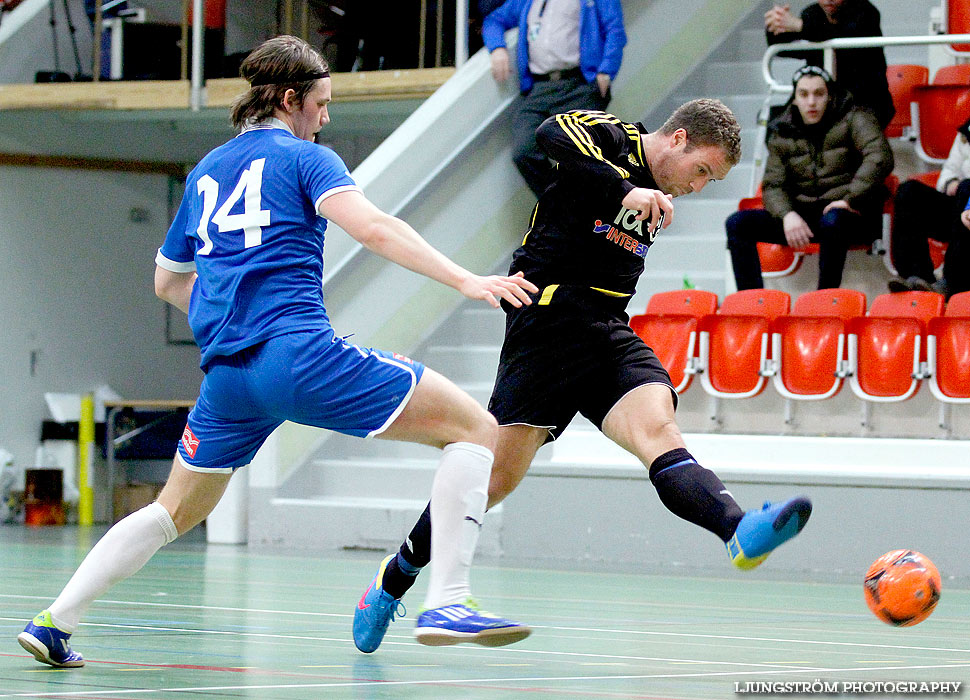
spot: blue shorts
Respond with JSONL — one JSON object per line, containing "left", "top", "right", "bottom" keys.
{"left": 177, "top": 329, "right": 425, "bottom": 472}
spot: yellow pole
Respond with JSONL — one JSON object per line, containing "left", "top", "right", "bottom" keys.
{"left": 78, "top": 395, "right": 95, "bottom": 526}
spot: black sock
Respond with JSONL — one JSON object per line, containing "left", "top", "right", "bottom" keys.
{"left": 381, "top": 501, "right": 431, "bottom": 599}
{"left": 649, "top": 448, "right": 744, "bottom": 542}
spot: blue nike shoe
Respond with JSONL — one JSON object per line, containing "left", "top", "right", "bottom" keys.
{"left": 18, "top": 610, "right": 84, "bottom": 668}
{"left": 727, "top": 496, "right": 812, "bottom": 570}
{"left": 414, "top": 600, "right": 531, "bottom": 647}
{"left": 353, "top": 554, "right": 406, "bottom": 653}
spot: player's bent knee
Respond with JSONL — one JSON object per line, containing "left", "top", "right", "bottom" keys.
{"left": 646, "top": 416, "right": 683, "bottom": 446}
{"left": 461, "top": 407, "right": 498, "bottom": 451}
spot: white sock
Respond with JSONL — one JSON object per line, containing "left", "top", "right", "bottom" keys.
{"left": 423, "top": 441, "right": 491, "bottom": 610}
{"left": 47, "top": 502, "right": 178, "bottom": 633}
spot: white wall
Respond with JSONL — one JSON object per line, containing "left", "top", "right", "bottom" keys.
{"left": 0, "top": 166, "right": 202, "bottom": 471}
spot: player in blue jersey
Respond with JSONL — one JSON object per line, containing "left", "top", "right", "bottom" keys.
{"left": 18, "top": 35, "right": 537, "bottom": 668}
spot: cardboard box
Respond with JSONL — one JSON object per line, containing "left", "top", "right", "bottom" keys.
{"left": 112, "top": 483, "right": 163, "bottom": 523}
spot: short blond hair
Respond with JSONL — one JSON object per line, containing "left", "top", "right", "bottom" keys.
{"left": 658, "top": 98, "right": 742, "bottom": 166}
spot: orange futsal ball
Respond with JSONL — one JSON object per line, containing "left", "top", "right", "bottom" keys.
{"left": 864, "top": 550, "right": 941, "bottom": 626}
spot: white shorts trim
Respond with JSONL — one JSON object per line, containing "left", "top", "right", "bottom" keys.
{"left": 496, "top": 421, "right": 558, "bottom": 442}
{"left": 601, "top": 380, "right": 677, "bottom": 430}
{"left": 364, "top": 354, "right": 418, "bottom": 439}
{"left": 176, "top": 450, "right": 235, "bottom": 474}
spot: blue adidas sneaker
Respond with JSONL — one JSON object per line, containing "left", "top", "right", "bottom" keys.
{"left": 17, "top": 610, "right": 84, "bottom": 668}
{"left": 727, "top": 496, "right": 813, "bottom": 570}
{"left": 414, "top": 600, "right": 531, "bottom": 647}
{"left": 353, "top": 554, "right": 406, "bottom": 653}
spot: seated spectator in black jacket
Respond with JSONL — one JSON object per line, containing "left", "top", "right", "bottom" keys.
{"left": 725, "top": 65, "right": 894, "bottom": 290}
{"left": 888, "top": 117, "right": 970, "bottom": 299}
{"left": 765, "top": 0, "right": 894, "bottom": 129}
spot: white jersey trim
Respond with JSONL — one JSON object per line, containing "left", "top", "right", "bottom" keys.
{"left": 155, "top": 249, "right": 196, "bottom": 273}
{"left": 240, "top": 117, "right": 294, "bottom": 136}
{"left": 315, "top": 184, "right": 363, "bottom": 216}
{"left": 176, "top": 450, "right": 234, "bottom": 474}
{"left": 365, "top": 354, "right": 418, "bottom": 439}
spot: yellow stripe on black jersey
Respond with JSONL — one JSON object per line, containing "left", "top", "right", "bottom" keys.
{"left": 622, "top": 122, "right": 645, "bottom": 165}
{"left": 575, "top": 112, "right": 623, "bottom": 129}
{"left": 575, "top": 111, "right": 645, "bottom": 165}
{"left": 575, "top": 112, "right": 643, "bottom": 169}
{"left": 533, "top": 284, "right": 631, "bottom": 306}
{"left": 521, "top": 201, "right": 541, "bottom": 246}
{"left": 554, "top": 113, "right": 630, "bottom": 180}
{"left": 589, "top": 286, "right": 632, "bottom": 297}
{"left": 557, "top": 113, "right": 602, "bottom": 160}
{"left": 559, "top": 113, "right": 621, "bottom": 171}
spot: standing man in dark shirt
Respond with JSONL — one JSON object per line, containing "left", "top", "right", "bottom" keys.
{"left": 766, "top": 0, "right": 895, "bottom": 128}
{"left": 353, "top": 100, "right": 814, "bottom": 654}
{"left": 482, "top": 0, "right": 626, "bottom": 198}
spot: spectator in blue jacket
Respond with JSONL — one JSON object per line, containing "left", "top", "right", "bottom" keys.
{"left": 482, "top": 0, "right": 626, "bottom": 197}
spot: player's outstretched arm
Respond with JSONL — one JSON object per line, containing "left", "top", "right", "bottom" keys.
{"left": 154, "top": 267, "right": 197, "bottom": 314}
{"left": 319, "top": 190, "right": 537, "bottom": 308}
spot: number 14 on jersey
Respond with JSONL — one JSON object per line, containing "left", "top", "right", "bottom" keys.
{"left": 196, "top": 158, "right": 272, "bottom": 255}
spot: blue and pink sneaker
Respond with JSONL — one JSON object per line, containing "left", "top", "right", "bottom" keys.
{"left": 353, "top": 554, "right": 406, "bottom": 653}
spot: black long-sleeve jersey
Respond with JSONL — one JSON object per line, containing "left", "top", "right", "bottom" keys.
{"left": 509, "top": 110, "right": 663, "bottom": 307}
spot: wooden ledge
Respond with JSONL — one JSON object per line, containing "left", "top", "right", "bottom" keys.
{"left": 0, "top": 67, "right": 455, "bottom": 112}
{"left": 104, "top": 399, "right": 196, "bottom": 409}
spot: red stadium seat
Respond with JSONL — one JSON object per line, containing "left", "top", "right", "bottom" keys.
{"left": 697, "top": 289, "right": 790, "bottom": 399}
{"left": 910, "top": 65, "right": 970, "bottom": 164}
{"left": 927, "top": 291, "right": 970, "bottom": 403}
{"left": 885, "top": 64, "right": 929, "bottom": 138}
{"left": 912, "top": 64, "right": 970, "bottom": 164}
{"left": 944, "top": 290, "right": 970, "bottom": 316}
{"left": 914, "top": 85, "right": 970, "bottom": 162}
{"left": 770, "top": 289, "right": 867, "bottom": 400}
{"left": 947, "top": 0, "right": 970, "bottom": 52}
{"left": 847, "top": 292, "right": 945, "bottom": 402}
{"left": 759, "top": 243, "right": 803, "bottom": 277}
{"left": 869, "top": 290, "right": 944, "bottom": 323}
{"left": 932, "top": 63, "right": 970, "bottom": 85}
{"left": 629, "top": 290, "right": 719, "bottom": 393}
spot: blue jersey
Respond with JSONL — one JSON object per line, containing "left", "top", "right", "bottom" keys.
{"left": 157, "top": 120, "right": 359, "bottom": 369}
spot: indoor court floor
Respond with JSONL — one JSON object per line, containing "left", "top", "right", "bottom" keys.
{"left": 1, "top": 526, "right": 968, "bottom": 699}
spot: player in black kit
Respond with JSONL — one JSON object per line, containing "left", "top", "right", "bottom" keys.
{"left": 353, "top": 99, "right": 813, "bottom": 652}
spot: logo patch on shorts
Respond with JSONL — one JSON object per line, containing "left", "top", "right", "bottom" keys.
{"left": 392, "top": 352, "right": 414, "bottom": 364}
{"left": 181, "top": 424, "right": 200, "bottom": 458}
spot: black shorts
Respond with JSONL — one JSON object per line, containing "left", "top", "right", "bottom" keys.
{"left": 487, "top": 288, "right": 676, "bottom": 443}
